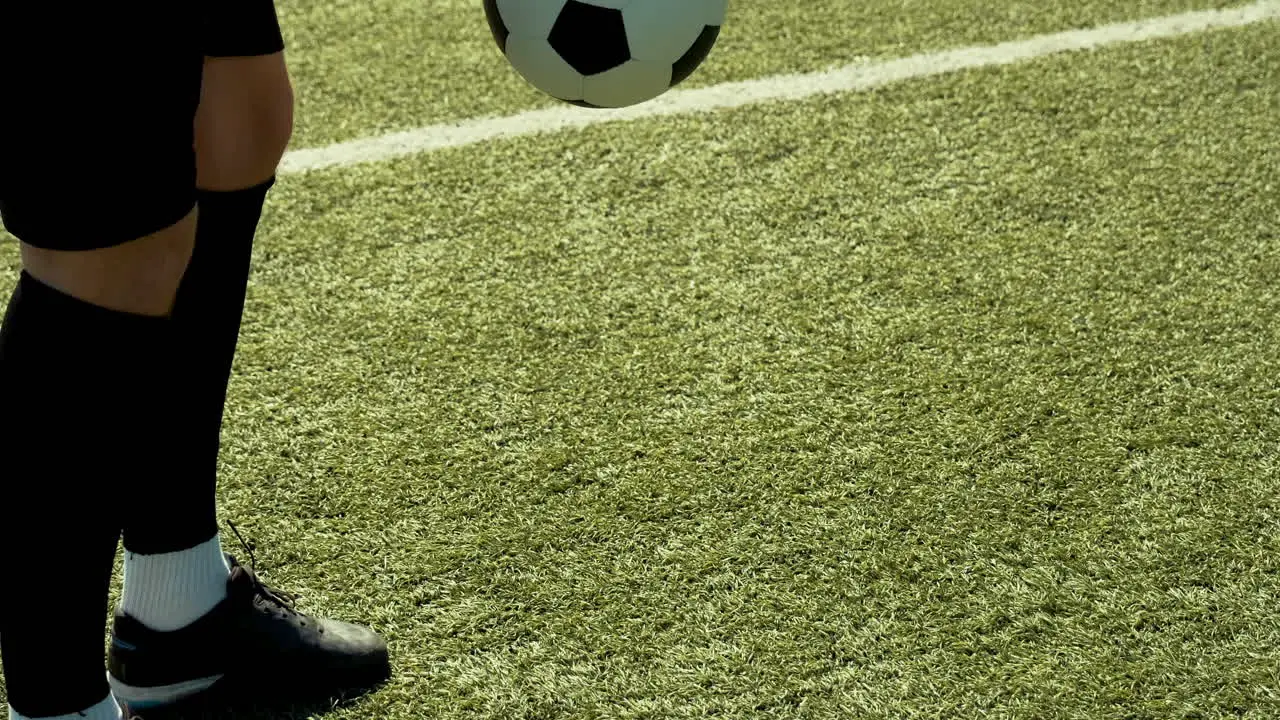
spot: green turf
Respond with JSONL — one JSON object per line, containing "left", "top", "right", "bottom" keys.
{"left": 2, "top": 7, "right": 1279, "bottom": 720}
{"left": 277, "top": 0, "right": 1247, "bottom": 148}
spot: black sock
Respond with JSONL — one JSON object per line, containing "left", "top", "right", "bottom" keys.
{"left": 0, "top": 271, "right": 179, "bottom": 716}
{"left": 120, "top": 176, "right": 274, "bottom": 554}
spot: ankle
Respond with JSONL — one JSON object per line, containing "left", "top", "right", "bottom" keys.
{"left": 120, "top": 534, "right": 231, "bottom": 632}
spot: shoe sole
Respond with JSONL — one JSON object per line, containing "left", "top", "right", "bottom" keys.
{"left": 109, "top": 659, "right": 392, "bottom": 715}
{"left": 108, "top": 671, "right": 225, "bottom": 710}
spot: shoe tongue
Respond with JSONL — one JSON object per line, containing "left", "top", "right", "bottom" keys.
{"left": 228, "top": 564, "right": 255, "bottom": 587}
{"left": 227, "top": 565, "right": 262, "bottom": 602}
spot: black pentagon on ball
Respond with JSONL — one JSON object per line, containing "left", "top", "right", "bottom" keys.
{"left": 671, "top": 25, "right": 720, "bottom": 87}
{"left": 481, "top": 0, "right": 510, "bottom": 52}
{"left": 549, "top": 1, "right": 631, "bottom": 76}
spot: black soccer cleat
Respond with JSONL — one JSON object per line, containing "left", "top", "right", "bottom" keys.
{"left": 108, "top": 552, "right": 390, "bottom": 713}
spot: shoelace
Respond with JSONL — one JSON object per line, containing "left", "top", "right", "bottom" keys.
{"left": 227, "top": 520, "right": 300, "bottom": 615}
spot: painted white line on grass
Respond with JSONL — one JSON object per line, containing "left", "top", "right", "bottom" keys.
{"left": 279, "top": 0, "right": 1280, "bottom": 174}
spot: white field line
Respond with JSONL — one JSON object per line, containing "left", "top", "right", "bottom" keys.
{"left": 279, "top": 0, "right": 1280, "bottom": 174}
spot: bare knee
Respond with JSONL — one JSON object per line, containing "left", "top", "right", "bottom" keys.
{"left": 21, "top": 209, "right": 198, "bottom": 317}
{"left": 195, "top": 53, "right": 294, "bottom": 191}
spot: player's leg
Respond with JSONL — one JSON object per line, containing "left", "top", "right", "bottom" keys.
{"left": 0, "top": 4, "right": 202, "bottom": 720}
{"left": 107, "top": 1, "right": 389, "bottom": 712}
{"left": 114, "top": 34, "right": 297, "bottom": 636}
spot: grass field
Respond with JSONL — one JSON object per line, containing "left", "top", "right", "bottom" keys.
{"left": 2, "top": 1, "right": 1279, "bottom": 718}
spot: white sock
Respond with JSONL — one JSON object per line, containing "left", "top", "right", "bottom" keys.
{"left": 8, "top": 693, "right": 122, "bottom": 720}
{"left": 119, "top": 534, "right": 232, "bottom": 632}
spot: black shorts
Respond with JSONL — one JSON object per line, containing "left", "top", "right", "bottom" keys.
{"left": 0, "top": 0, "right": 285, "bottom": 252}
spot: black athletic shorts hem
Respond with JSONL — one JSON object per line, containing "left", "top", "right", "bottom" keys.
{"left": 0, "top": 0, "right": 285, "bottom": 252}
{"left": 205, "top": 0, "right": 286, "bottom": 58}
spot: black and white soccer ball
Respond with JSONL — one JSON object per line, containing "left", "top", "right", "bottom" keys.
{"left": 482, "top": 0, "right": 728, "bottom": 108}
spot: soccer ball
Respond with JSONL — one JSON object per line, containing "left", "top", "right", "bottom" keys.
{"left": 482, "top": 0, "right": 727, "bottom": 108}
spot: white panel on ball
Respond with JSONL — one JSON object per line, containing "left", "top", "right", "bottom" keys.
{"left": 622, "top": 0, "right": 709, "bottom": 64}
{"left": 701, "top": 0, "right": 729, "bottom": 25}
{"left": 575, "top": 0, "right": 632, "bottom": 9}
{"left": 495, "top": 0, "right": 569, "bottom": 39}
{"left": 506, "top": 33, "right": 587, "bottom": 101}
{"left": 582, "top": 60, "right": 671, "bottom": 107}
